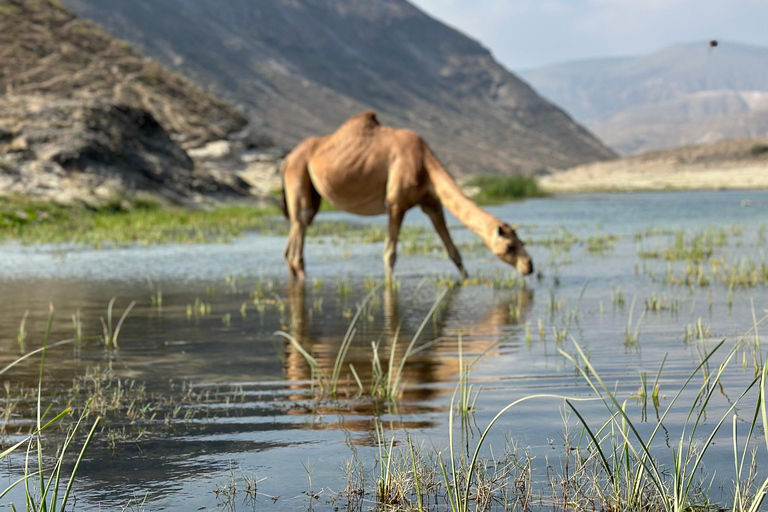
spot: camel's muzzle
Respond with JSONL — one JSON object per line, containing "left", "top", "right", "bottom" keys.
{"left": 517, "top": 258, "right": 534, "bottom": 276}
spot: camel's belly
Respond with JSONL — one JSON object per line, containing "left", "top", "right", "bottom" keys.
{"left": 309, "top": 164, "right": 388, "bottom": 216}
{"left": 323, "top": 189, "right": 387, "bottom": 216}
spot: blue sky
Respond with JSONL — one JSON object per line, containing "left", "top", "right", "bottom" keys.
{"left": 409, "top": 0, "right": 768, "bottom": 70}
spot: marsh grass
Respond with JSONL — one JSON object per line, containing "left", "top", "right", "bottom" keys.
{"left": 0, "top": 308, "right": 100, "bottom": 511}
{"left": 277, "top": 281, "right": 455, "bottom": 403}
{"left": 0, "top": 196, "right": 280, "bottom": 246}
{"left": 467, "top": 175, "right": 548, "bottom": 204}
{"left": 100, "top": 298, "right": 136, "bottom": 348}
{"left": 17, "top": 310, "right": 29, "bottom": 353}
{"left": 272, "top": 292, "right": 768, "bottom": 511}
{"left": 275, "top": 284, "right": 384, "bottom": 398}
{"left": 624, "top": 296, "right": 647, "bottom": 347}
{"left": 319, "top": 314, "right": 768, "bottom": 512}
{"left": 562, "top": 336, "right": 768, "bottom": 512}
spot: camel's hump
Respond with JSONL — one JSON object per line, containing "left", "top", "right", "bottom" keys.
{"left": 343, "top": 110, "right": 381, "bottom": 128}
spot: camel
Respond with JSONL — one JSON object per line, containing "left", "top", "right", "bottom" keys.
{"left": 280, "top": 111, "right": 534, "bottom": 280}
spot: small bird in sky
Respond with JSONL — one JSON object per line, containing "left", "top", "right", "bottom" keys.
{"left": 709, "top": 40, "right": 719, "bottom": 48}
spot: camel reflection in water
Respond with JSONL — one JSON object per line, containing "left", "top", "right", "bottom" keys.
{"left": 282, "top": 280, "right": 533, "bottom": 431}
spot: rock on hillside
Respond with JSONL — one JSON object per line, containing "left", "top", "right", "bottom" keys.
{"left": 0, "top": 0, "right": 246, "bottom": 147}
{"left": 520, "top": 43, "right": 768, "bottom": 155}
{"left": 0, "top": 96, "right": 249, "bottom": 205}
{"left": 0, "top": 0, "right": 257, "bottom": 205}
{"left": 60, "top": 0, "right": 616, "bottom": 176}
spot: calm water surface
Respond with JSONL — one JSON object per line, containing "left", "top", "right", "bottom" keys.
{"left": 1, "top": 190, "right": 768, "bottom": 510}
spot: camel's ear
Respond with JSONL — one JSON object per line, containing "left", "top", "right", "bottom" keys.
{"left": 512, "top": 224, "right": 519, "bottom": 230}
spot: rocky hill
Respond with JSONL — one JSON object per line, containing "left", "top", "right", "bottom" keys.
{"left": 0, "top": 0, "right": 256, "bottom": 205}
{"left": 59, "top": 0, "right": 615, "bottom": 176}
{"left": 520, "top": 42, "right": 768, "bottom": 155}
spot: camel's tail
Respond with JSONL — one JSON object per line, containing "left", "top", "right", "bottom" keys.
{"left": 279, "top": 158, "right": 289, "bottom": 219}
{"left": 278, "top": 148, "right": 322, "bottom": 220}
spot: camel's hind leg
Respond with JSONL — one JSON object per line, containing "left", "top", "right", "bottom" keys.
{"left": 421, "top": 197, "right": 467, "bottom": 279}
{"left": 384, "top": 204, "right": 406, "bottom": 281}
{"left": 282, "top": 157, "right": 321, "bottom": 280}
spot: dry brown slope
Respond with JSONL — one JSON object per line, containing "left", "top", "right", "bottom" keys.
{"left": 0, "top": 0, "right": 246, "bottom": 147}
{"left": 60, "top": 0, "right": 616, "bottom": 176}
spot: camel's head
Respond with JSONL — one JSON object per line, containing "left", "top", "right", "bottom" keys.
{"left": 491, "top": 224, "right": 533, "bottom": 275}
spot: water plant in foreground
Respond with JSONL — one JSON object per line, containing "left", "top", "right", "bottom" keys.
{"left": 561, "top": 336, "right": 768, "bottom": 512}
{"left": 0, "top": 308, "right": 100, "bottom": 511}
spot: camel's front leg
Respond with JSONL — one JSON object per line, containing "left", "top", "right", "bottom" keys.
{"left": 284, "top": 221, "right": 308, "bottom": 280}
{"left": 384, "top": 205, "right": 406, "bottom": 281}
{"left": 421, "top": 201, "right": 467, "bottom": 279}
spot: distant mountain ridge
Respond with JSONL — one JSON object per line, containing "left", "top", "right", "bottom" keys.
{"left": 59, "top": 0, "right": 616, "bottom": 175}
{"left": 520, "top": 42, "right": 768, "bottom": 154}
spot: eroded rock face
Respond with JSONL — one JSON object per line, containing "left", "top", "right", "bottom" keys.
{"left": 0, "top": 0, "right": 247, "bottom": 148}
{"left": 0, "top": 0, "right": 263, "bottom": 205}
{"left": 0, "top": 96, "right": 251, "bottom": 205}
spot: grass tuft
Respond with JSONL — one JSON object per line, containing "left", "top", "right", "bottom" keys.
{"left": 467, "top": 175, "right": 548, "bottom": 204}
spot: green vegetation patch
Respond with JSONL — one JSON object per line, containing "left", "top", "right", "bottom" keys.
{"left": 749, "top": 143, "right": 768, "bottom": 156}
{"left": 0, "top": 195, "right": 433, "bottom": 248}
{"left": 0, "top": 196, "right": 282, "bottom": 246}
{"left": 467, "top": 175, "right": 548, "bottom": 204}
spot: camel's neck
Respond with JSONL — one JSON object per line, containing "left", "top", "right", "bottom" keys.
{"left": 424, "top": 150, "right": 502, "bottom": 244}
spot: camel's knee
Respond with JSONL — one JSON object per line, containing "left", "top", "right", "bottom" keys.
{"left": 298, "top": 207, "right": 315, "bottom": 227}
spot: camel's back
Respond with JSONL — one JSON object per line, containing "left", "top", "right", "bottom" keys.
{"left": 307, "top": 111, "right": 424, "bottom": 215}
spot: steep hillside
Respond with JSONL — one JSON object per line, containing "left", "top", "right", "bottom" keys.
{"left": 0, "top": 0, "right": 251, "bottom": 205}
{"left": 59, "top": 0, "right": 615, "bottom": 175}
{"left": 520, "top": 43, "right": 768, "bottom": 154}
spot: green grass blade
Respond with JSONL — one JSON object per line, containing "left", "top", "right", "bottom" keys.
{"left": 566, "top": 400, "right": 615, "bottom": 486}
{"left": 0, "top": 471, "right": 41, "bottom": 502}
{"left": 60, "top": 415, "right": 101, "bottom": 509}
{"left": 0, "top": 339, "right": 76, "bottom": 377}
{"left": 391, "top": 289, "right": 448, "bottom": 399}
{"left": 274, "top": 330, "right": 328, "bottom": 391}
{"left": 332, "top": 284, "right": 382, "bottom": 393}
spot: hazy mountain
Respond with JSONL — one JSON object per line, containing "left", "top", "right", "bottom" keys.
{"left": 0, "top": 0, "right": 250, "bottom": 205}
{"left": 520, "top": 42, "right": 768, "bottom": 154}
{"left": 59, "top": 0, "right": 615, "bottom": 175}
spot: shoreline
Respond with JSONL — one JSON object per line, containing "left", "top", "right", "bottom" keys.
{"left": 539, "top": 138, "right": 768, "bottom": 194}
{"left": 540, "top": 167, "right": 768, "bottom": 194}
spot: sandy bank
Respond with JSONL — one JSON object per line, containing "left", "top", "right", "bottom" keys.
{"left": 540, "top": 138, "right": 768, "bottom": 193}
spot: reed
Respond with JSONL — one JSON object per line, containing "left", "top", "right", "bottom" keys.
{"left": 100, "top": 297, "right": 136, "bottom": 348}
{"left": 561, "top": 337, "right": 764, "bottom": 512}
{"left": 0, "top": 308, "right": 100, "bottom": 511}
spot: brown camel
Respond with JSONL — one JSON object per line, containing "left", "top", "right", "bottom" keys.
{"left": 280, "top": 111, "right": 533, "bottom": 280}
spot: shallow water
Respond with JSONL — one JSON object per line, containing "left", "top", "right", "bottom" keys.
{"left": 1, "top": 189, "right": 768, "bottom": 511}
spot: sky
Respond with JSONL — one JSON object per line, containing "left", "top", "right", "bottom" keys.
{"left": 409, "top": 0, "right": 768, "bottom": 70}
